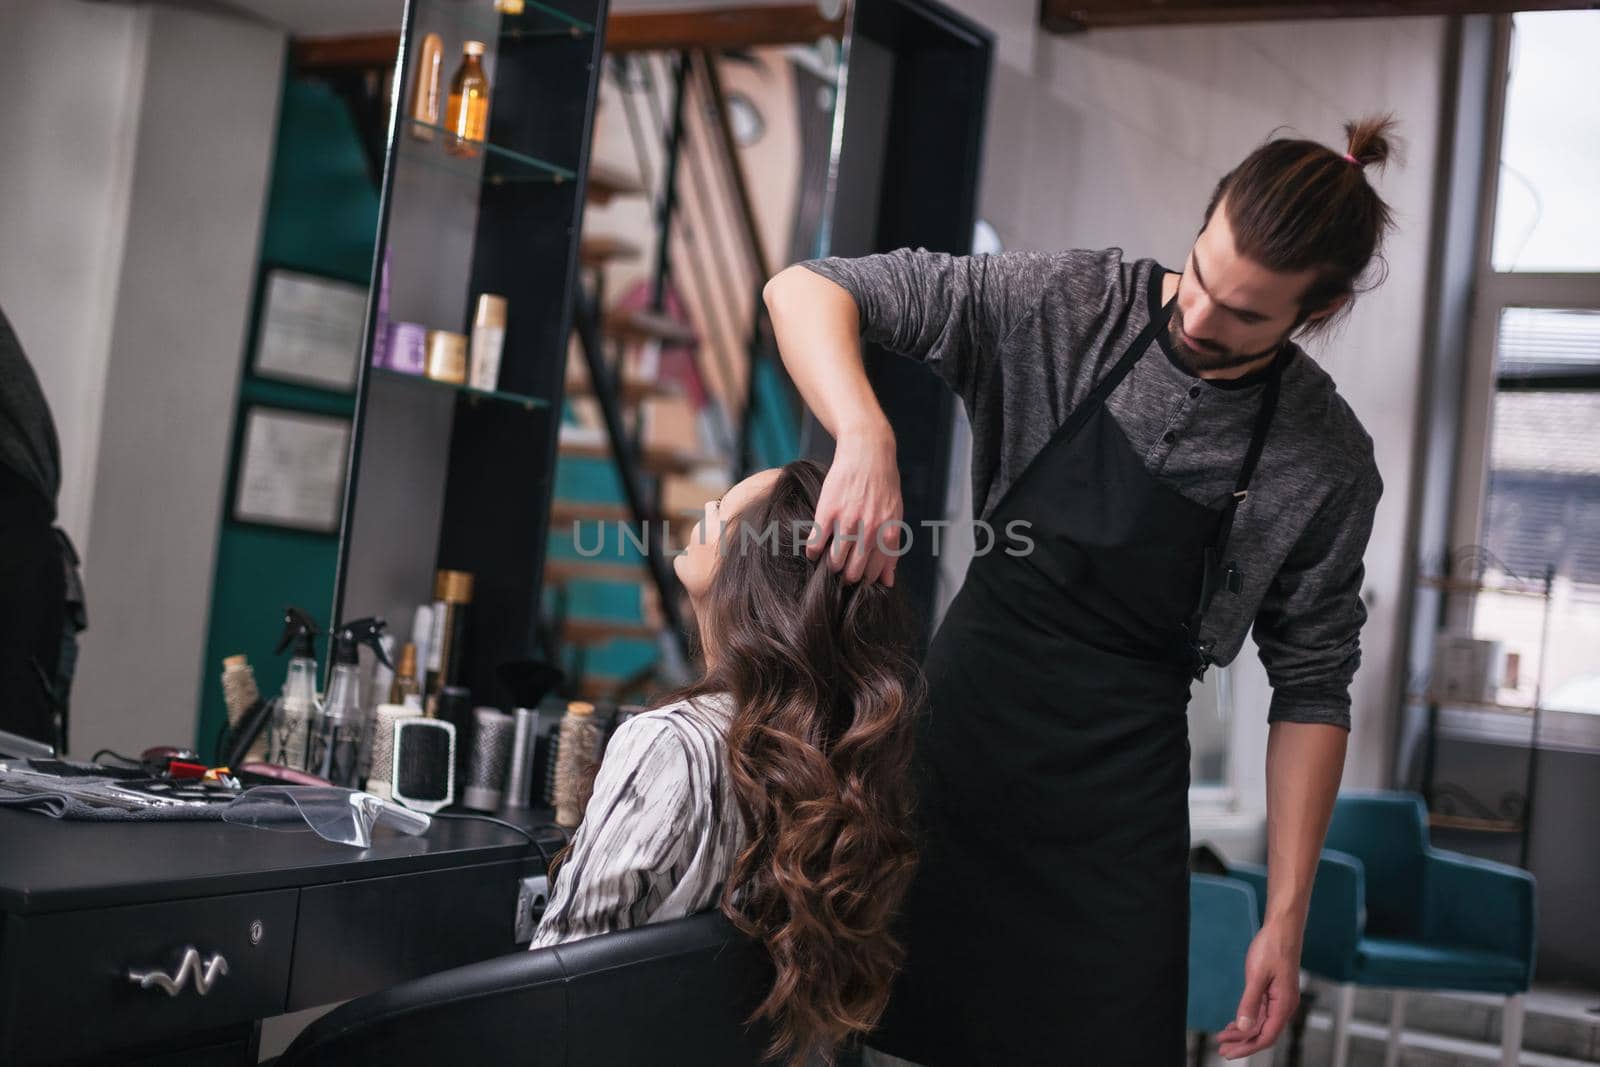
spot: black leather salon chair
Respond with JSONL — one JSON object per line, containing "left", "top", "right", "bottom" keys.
{"left": 275, "top": 910, "right": 775, "bottom": 1066}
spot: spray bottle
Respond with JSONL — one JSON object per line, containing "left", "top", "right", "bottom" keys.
{"left": 270, "top": 607, "right": 322, "bottom": 771}
{"left": 310, "top": 617, "right": 391, "bottom": 787}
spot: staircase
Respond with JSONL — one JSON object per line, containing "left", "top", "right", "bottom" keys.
{"left": 1203, "top": 981, "right": 1600, "bottom": 1067}
{"left": 543, "top": 28, "right": 824, "bottom": 701}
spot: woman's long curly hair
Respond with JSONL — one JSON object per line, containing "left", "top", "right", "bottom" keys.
{"left": 666, "top": 458, "right": 924, "bottom": 1065}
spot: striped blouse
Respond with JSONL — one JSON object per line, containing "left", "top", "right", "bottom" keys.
{"left": 529, "top": 692, "right": 747, "bottom": 949}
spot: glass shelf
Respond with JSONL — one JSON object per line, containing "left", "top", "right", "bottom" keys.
{"left": 419, "top": 0, "right": 594, "bottom": 40}
{"left": 1416, "top": 575, "right": 1551, "bottom": 599}
{"left": 399, "top": 120, "right": 575, "bottom": 185}
{"left": 371, "top": 366, "right": 549, "bottom": 411}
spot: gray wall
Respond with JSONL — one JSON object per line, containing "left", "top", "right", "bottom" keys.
{"left": 0, "top": 1, "right": 286, "bottom": 758}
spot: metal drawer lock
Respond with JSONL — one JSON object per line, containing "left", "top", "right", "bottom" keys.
{"left": 126, "top": 946, "right": 229, "bottom": 996}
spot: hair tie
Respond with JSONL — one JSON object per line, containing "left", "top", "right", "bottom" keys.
{"left": 1342, "top": 152, "right": 1361, "bottom": 166}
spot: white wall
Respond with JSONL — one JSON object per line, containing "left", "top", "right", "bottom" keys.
{"left": 952, "top": 5, "right": 1447, "bottom": 820}
{"left": 0, "top": 0, "right": 286, "bottom": 758}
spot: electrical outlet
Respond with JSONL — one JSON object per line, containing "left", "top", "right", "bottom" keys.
{"left": 515, "top": 874, "right": 549, "bottom": 943}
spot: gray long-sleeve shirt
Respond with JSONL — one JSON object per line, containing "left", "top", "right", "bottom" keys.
{"left": 799, "top": 247, "right": 1382, "bottom": 730}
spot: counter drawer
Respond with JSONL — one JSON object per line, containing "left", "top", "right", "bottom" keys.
{"left": 0, "top": 888, "right": 297, "bottom": 1065}
{"left": 288, "top": 859, "right": 520, "bottom": 1010}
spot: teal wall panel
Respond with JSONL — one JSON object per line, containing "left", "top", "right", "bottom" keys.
{"left": 195, "top": 76, "right": 378, "bottom": 755}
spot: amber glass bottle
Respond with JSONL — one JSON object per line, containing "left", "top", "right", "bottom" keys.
{"left": 445, "top": 41, "right": 491, "bottom": 158}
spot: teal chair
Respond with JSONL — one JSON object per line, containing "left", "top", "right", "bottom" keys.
{"left": 1230, "top": 791, "right": 1537, "bottom": 1067}
{"left": 1190, "top": 873, "right": 1261, "bottom": 1067}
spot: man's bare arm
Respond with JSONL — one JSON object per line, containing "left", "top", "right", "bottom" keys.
{"left": 1217, "top": 720, "right": 1347, "bottom": 1060}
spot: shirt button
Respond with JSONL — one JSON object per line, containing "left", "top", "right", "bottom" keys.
{"left": 1163, "top": 431, "right": 1177, "bottom": 444}
{"left": 1189, "top": 386, "right": 1201, "bottom": 398}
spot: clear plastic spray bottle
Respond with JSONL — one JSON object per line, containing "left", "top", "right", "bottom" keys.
{"left": 310, "top": 617, "right": 390, "bottom": 787}
{"left": 269, "top": 607, "right": 322, "bottom": 771}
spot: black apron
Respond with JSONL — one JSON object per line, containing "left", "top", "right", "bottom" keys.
{"left": 871, "top": 297, "right": 1282, "bottom": 1065}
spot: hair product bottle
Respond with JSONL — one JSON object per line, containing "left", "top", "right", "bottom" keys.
{"left": 445, "top": 41, "right": 491, "bottom": 157}
{"left": 408, "top": 33, "right": 445, "bottom": 140}
{"left": 469, "top": 294, "right": 507, "bottom": 391}
{"left": 424, "top": 329, "right": 467, "bottom": 384}
{"left": 424, "top": 569, "right": 475, "bottom": 703}
{"left": 390, "top": 642, "right": 423, "bottom": 708}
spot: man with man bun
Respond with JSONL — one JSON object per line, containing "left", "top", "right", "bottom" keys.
{"left": 765, "top": 117, "right": 1398, "bottom": 1063}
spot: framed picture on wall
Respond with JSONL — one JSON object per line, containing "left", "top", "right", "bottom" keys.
{"left": 254, "top": 268, "right": 369, "bottom": 391}
{"left": 233, "top": 406, "right": 351, "bottom": 533}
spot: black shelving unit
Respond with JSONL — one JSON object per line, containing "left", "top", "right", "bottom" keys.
{"left": 332, "top": 0, "right": 608, "bottom": 710}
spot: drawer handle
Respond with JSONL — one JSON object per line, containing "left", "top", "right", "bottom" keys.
{"left": 127, "top": 946, "right": 229, "bottom": 997}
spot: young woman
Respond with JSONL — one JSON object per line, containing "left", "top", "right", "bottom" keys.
{"left": 530, "top": 458, "right": 925, "bottom": 1066}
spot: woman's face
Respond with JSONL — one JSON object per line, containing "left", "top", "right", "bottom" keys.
{"left": 674, "top": 468, "right": 782, "bottom": 601}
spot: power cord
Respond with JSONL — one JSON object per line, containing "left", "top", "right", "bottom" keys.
{"left": 429, "top": 811, "right": 568, "bottom": 871}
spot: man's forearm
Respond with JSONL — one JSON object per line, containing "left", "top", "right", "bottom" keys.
{"left": 1262, "top": 720, "right": 1349, "bottom": 928}
{"left": 763, "top": 265, "right": 892, "bottom": 442}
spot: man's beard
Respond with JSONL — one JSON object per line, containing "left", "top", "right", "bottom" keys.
{"left": 1167, "top": 306, "right": 1289, "bottom": 374}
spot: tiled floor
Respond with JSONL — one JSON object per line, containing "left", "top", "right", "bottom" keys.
{"left": 1196, "top": 982, "right": 1600, "bottom": 1067}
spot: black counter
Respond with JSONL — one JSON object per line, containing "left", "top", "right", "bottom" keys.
{"left": 0, "top": 805, "right": 562, "bottom": 1064}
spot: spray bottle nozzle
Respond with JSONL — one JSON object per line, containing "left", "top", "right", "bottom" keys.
{"left": 332, "top": 617, "right": 392, "bottom": 669}
{"left": 275, "top": 607, "right": 321, "bottom": 659}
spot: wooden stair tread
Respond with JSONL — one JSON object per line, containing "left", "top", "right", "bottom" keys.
{"left": 580, "top": 235, "right": 643, "bottom": 267}
{"left": 563, "top": 370, "right": 679, "bottom": 403}
{"left": 586, "top": 160, "right": 645, "bottom": 204}
{"left": 574, "top": 673, "right": 659, "bottom": 701}
{"left": 550, "top": 500, "right": 631, "bottom": 523}
{"left": 550, "top": 499, "right": 702, "bottom": 533}
{"left": 603, "top": 308, "right": 698, "bottom": 345}
{"left": 557, "top": 436, "right": 610, "bottom": 461}
{"left": 558, "top": 435, "right": 710, "bottom": 474}
{"left": 545, "top": 557, "right": 649, "bottom": 583}
{"left": 563, "top": 616, "right": 661, "bottom": 643}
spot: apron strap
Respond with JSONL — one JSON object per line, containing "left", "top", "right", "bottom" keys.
{"left": 1051, "top": 296, "right": 1178, "bottom": 447}
{"left": 973, "top": 293, "right": 1177, "bottom": 527}
{"left": 1211, "top": 354, "right": 1284, "bottom": 559}
{"left": 1182, "top": 345, "right": 1286, "bottom": 677}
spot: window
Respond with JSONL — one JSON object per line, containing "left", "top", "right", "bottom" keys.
{"left": 1490, "top": 11, "right": 1600, "bottom": 272}
{"left": 1477, "top": 309, "right": 1600, "bottom": 715}
{"left": 1462, "top": 12, "right": 1600, "bottom": 730}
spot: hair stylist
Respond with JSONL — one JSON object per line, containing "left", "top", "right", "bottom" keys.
{"left": 763, "top": 118, "right": 1396, "bottom": 1064}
